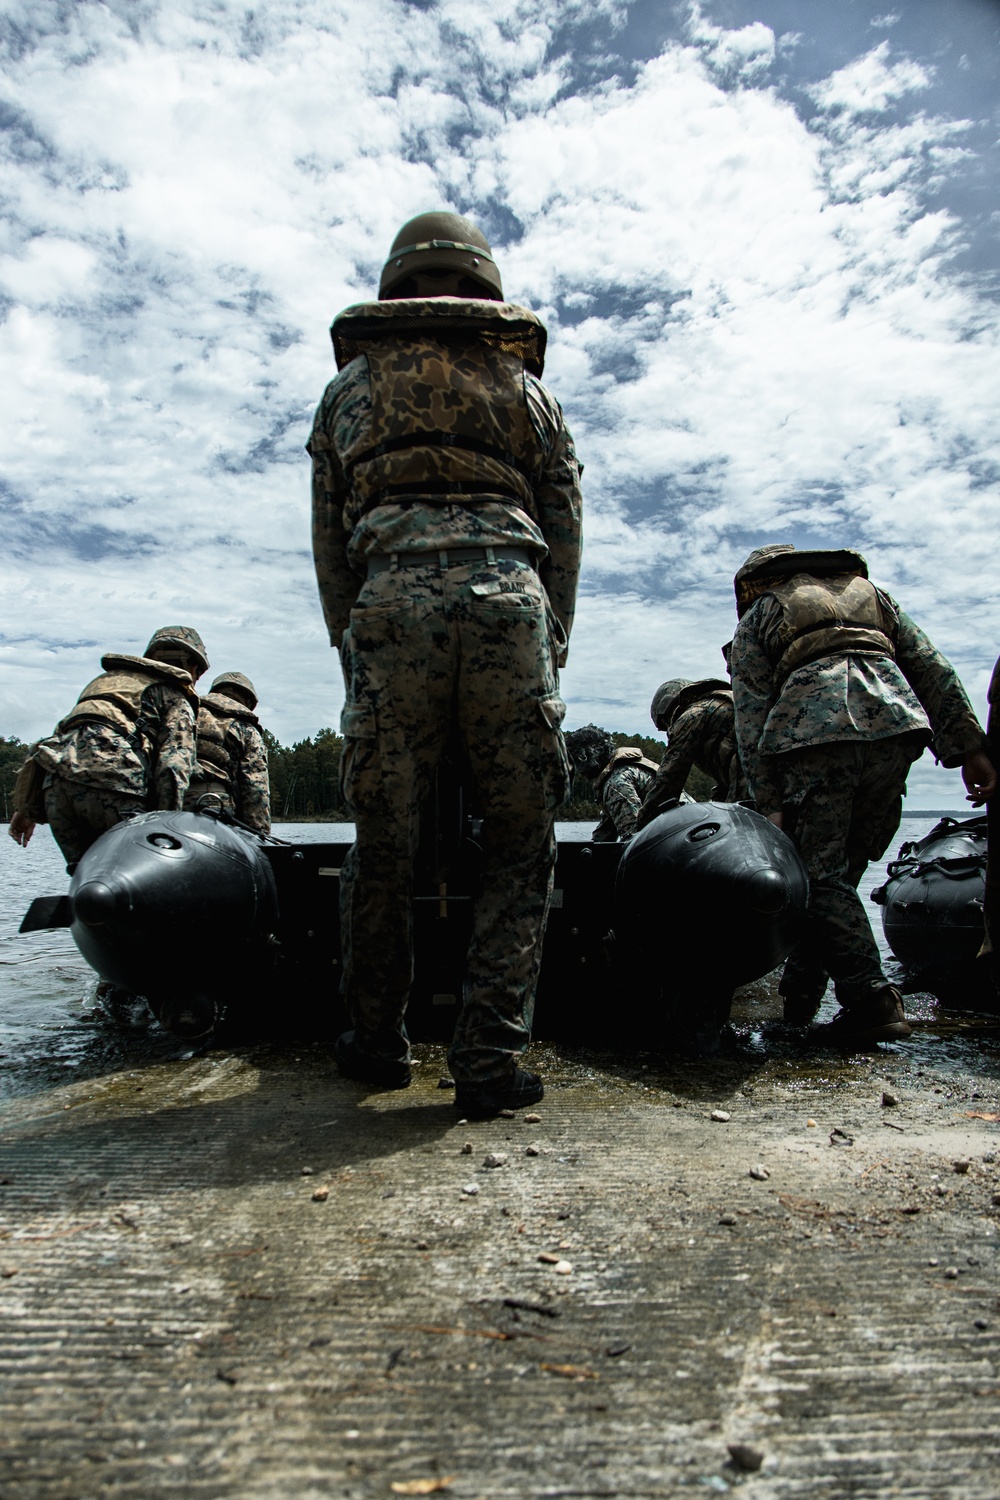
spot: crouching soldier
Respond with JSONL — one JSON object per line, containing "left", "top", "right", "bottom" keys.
{"left": 184, "top": 671, "right": 271, "bottom": 835}
{"left": 636, "top": 677, "right": 747, "bottom": 832}
{"left": 565, "top": 725, "right": 659, "bottom": 843}
{"left": 730, "top": 544, "right": 995, "bottom": 1043}
{"left": 8, "top": 627, "right": 207, "bottom": 872}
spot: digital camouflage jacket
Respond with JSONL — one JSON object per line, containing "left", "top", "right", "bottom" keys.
{"left": 308, "top": 298, "right": 583, "bottom": 659}
{"left": 637, "top": 694, "right": 747, "bottom": 830}
{"left": 732, "top": 592, "right": 987, "bottom": 816}
{"left": 30, "top": 655, "right": 197, "bottom": 809}
{"left": 186, "top": 693, "right": 271, "bottom": 835}
{"left": 592, "top": 750, "right": 658, "bottom": 843}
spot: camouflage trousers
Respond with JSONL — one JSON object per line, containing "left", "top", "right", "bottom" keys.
{"left": 982, "top": 700, "right": 999, "bottom": 986}
{"left": 42, "top": 774, "right": 146, "bottom": 873}
{"left": 778, "top": 735, "right": 924, "bottom": 1009}
{"left": 338, "top": 557, "right": 570, "bottom": 1082}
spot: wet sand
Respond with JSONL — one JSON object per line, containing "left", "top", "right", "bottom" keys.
{"left": 1, "top": 821, "right": 998, "bottom": 1497}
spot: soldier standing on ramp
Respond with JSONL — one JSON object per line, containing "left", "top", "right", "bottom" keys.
{"left": 8, "top": 627, "right": 206, "bottom": 873}
{"left": 184, "top": 671, "right": 271, "bottom": 835}
{"left": 309, "top": 211, "right": 582, "bottom": 1115}
{"left": 730, "top": 545, "right": 995, "bottom": 1042}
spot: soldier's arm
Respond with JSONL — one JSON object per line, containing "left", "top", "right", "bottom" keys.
{"left": 527, "top": 380, "right": 583, "bottom": 665}
{"left": 148, "top": 686, "right": 197, "bottom": 810}
{"left": 892, "top": 605, "right": 989, "bottom": 767}
{"left": 636, "top": 717, "right": 702, "bottom": 830}
{"left": 233, "top": 725, "right": 272, "bottom": 835}
{"left": 731, "top": 603, "right": 784, "bottom": 817}
{"left": 309, "top": 388, "right": 362, "bottom": 651}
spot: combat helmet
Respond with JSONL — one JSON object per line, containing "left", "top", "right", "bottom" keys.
{"left": 650, "top": 678, "right": 731, "bottom": 732}
{"left": 379, "top": 211, "right": 503, "bottom": 301}
{"left": 210, "top": 670, "right": 258, "bottom": 709}
{"left": 146, "top": 626, "right": 209, "bottom": 677}
{"left": 734, "top": 544, "right": 869, "bottom": 619}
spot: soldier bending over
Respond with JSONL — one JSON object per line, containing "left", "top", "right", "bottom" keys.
{"left": 184, "top": 671, "right": 271, "bottom": 835}
{"left": 636, "top": 677, "right": 747, "bottom": 832}
{"left": 565, "top": 726, "right": 658, "bottom": 843}
{"left": 730, "top": 545, "right": 994, "bottom": 1043}
{"left": 9, "top": 627, "right": 207, "bottom": 873}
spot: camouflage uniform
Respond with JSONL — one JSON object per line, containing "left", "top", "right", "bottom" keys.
{"left": 309, "top": 296, "right": 582, "bottom": 1081}
{"left": 982, "top": 655, "right": 1000, "bottom": 986}
{"left": 637, "top": 694, "right": 746, "bottom": 831}
{"left": 592, "top": 749, "right": 658, "bottom": 843}
{"left": 25, "top": 653, "right": 198, "bottom": 871}
{"left": 185, "top": 694, "right": 271, "bottom": 835}
{"left": 732, "top": 568, "right": 986, "bottom": 1010}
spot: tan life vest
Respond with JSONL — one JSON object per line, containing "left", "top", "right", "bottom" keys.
{"left": 193, "top": 693, "right": 261, "bottom": 788}
{"left": 768, "top": 573, "right": 897, "bottom": 685}
{"left": 58, "top": 654, "right": 197, "bottom": 744}
{"left": 595, "top": 746, "right": 660, "bottom": 797}
{"left": 332, "top": 299, "right": 549, "bottom": 528}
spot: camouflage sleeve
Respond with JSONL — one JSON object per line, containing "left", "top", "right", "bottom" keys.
{"left": 309, "top": 377, "right": 363, "bottom": 649}
{"left": 636, "top": 717, "right": 700, "bottom": 828}
{"left": 602, "top": 766, "right": 647, "bottom": 841}
{"left": 731, "top": 600, "right": 784, "bottom": 816}
{"left": 232, "top": 724, "right": 272, "bottom": 835}
{"left": 527, "top": 377, "right": 583, "bottom": 666}
{"left": 145, "top": 684, "right": 197, "bottom": 810}
{"left": 892, "top": 604, "right": 988, "bottom": 767}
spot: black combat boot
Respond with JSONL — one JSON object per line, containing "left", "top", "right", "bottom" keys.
{"left": 811, "top": 985, "right": 911, "bottom": 1046}
{"left": 454, "top": 1067, "right": 544, "bottom": 1118}
{"left": 335, "top": 1030, "right": 412, "bottom": 1089}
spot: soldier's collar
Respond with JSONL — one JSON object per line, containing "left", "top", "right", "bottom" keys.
{"left": 331, "top": 298, "right": 547, "bottom": 377}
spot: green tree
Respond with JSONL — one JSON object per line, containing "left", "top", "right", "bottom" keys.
{"left": 0, "top": 736, "right": 28, "bottom": 822}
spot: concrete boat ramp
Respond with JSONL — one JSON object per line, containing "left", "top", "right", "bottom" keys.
{"left": 1, "top": 993, "right": 999, "bottom": 1499}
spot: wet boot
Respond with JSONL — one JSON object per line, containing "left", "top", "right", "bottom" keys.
{"left": 335, "top": 1030, "right": 412, "bottom": 1089}
{"left": 454, "top": 1067, "right": 544, "bottom": 1118}
{"left": 779, "top": 960, "right": 829, "bottom": 1026}
{"left": 811, "top": 985, "right": 911, "bottom": 1046}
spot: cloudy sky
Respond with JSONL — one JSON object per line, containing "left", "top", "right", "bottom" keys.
{"left": 1, "top": 0, "right": 998, "bottom": 807}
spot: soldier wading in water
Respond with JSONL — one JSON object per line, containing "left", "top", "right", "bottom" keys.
{"left": 309, "top": 211, "right": 582, "bottom": 1115}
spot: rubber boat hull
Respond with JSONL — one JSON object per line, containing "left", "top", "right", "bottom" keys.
{"left": 871, "top": 813, "right": 993, "bottom": 1008}
{"left": 20, "top": 799, "right": 810, "bottom": 1040}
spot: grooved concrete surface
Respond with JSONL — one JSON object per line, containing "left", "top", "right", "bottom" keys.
{"left": 1, "top": 1030, "right": 999, "bottom": 1498}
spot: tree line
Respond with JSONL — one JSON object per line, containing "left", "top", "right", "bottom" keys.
{"left": 1, "top": 728, "right": 712, "bottom": 824}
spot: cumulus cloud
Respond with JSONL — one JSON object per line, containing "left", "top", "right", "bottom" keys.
{"left": 0, "top": 0, "right": 995, "bottom": 809}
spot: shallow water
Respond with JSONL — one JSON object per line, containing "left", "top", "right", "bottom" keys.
{"left": 0, "top": 813, "right": 994, "bottom": 1101}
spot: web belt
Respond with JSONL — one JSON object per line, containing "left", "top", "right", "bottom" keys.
{"left": 366, "top": 546, "right": 534, "bottom": 577}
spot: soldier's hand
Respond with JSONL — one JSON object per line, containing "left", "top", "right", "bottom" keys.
{"left": 766, "top": 810, "right": 784, "bottom": 830}
{"left": 8, "top": 811, "right": 35, "bottom": 847}
{"left": 962, "top": 750, "right": 997, "bottom": 805}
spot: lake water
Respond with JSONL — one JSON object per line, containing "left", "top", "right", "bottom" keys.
{"left": 0, "top": 811, "right": 979, "bottom": 1098}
